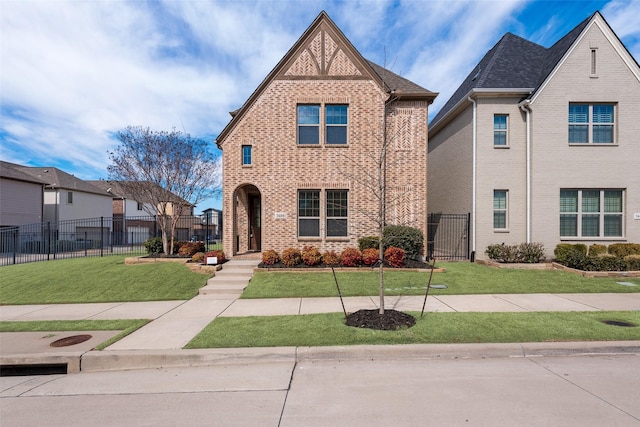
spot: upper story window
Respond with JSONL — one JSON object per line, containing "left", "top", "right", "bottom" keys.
{"left": 568, "top": 103, "right": 615, "bottom": 144}
{"left": 560, "top": 189, "right": 623, "bottom": 238}
{"left": 297, "top": 105, "right": 320, "bottom": 145}
{"left": 66, "top": 191, "right": 73, "bottom": 205}
{"left": 242, "top": 145, "right": 252, "bottom": 166}
{"left": 137, "top": 202, "right": 144, "bottom": 211}
{"left": 326, "top": 105, "right": 348, "bottom": 145}
{"left": 493, "top": 114, "right": 508, "bottom": 147}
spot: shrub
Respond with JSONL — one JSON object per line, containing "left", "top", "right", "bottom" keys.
{"left": 144, "top": 237, "right": 163, "bottom": 254}
{"left": 261, "top": 249, "right": 280, "bottom": 265}
{"left": 588, "top": 244, "right": 607, "bottom": 256}
{"left": 624, "top": 255, "right": 640, "bottom": 271}
{"left": 321, "top": 250, "right": 340, "bottom": 266}
{"left": 358, "top": 236, "right": 379, "bottom": 251}
{"left": 340, "top": 247, "right": 362, "bottom": 267}
{"left": 192, "top": 252, "right": 205, "bottom": 263}
{"left": 178, "top": 241, "right": 205, "bottom": 257}
{"left": 384, "top": 246, "right": 406, "bottom": 268}
{"left": 516, "top": 242, "right": 545, "bottom": 263}
{"left": 608, "top": 243, "right": 640, "bottom": 258}
{"left": 281, "top": 248, "right": 302, "bottom": 267}
{"left": 383, "top": 225, "right": 424, "bottom": 260}
{"left": 561, "top": 249, "right": 589, "bottom": 270}
{"left": 485, "top": 243, "right": 518, "bottom": 263}
{"left": 362, "top": 248, "right": 380, "bottom": 266}
{"left": 554, "top": 243, "right": 587, "bottom": 262}
{"left": 592, "top": 254, "right": 627, "bottom": 272}
{"left": 205, "top": 250, "right": 226, "bottom": 264}
{"left": 301, "top": 246, "right": 322, "bottom": 266}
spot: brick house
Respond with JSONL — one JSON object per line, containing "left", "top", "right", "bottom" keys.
{"left": 217, "top": 12, "right": 437, "bottom": 257}
{"left": 428, "top": 11, "right": 640, "bottom": 260}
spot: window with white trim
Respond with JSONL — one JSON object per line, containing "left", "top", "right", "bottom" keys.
{"left": 298, "top": 190, "right": 320, "bottom": 237}
{"left": 326, "top": 105, "right": 348, "bottom": 145}
{"left": 560, "top": 189, "right": 623, "bottom": 238}
{"left": 297, "top": 105, "right": 320, "bottom": 145}
{"left": 242, "top": 145, "right": 252, "bottom": 166}
{"left": 568, "top": 103, "right": 615, "bottom": 144}
{"left": 326, "top": 190, "right": 348, "bottom": 236}
{"left": 493, "top": 190, "right": 508, "bottom": 229}
{"left": 493, "top": 114, "right": 508, "bottom": 146}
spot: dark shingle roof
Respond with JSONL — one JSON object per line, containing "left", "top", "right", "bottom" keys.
{"left": 13, "top": 166, "right": 107, "bottom": 196}
{"left": 0, "top": 161, "right": 48, "bottom": 184}
{"left": 431, "top": 13, "right": 593, "bottom": 127}
{"left": 367, "top": 60, "right": 437, "bottom": 97}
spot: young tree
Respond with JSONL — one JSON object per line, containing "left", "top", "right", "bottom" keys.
{"left": 107, "top": 126, "right": 221, "bottom": 255}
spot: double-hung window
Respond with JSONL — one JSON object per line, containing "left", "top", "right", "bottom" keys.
{"left": 67, "top": 191, "right": 73, "bottom": 205}
{"left": 560, "top": 189, "right": 623, "bottom": 238}
{"left": 297, "top": 105, "right": 320, "bottom": 145}
{"left": 493, "top": 115, "right": 508, "bottom": 147}
{"left": 568, "top": 103, "right": 615, "bottom": 144}
{"left": 242, "top": 145, "right": 252, "bottom": 166}
{"left": 326, "top": 105, "right": 348, "bottom": 144}
{"left": 298, "top": 190, "right": 320, "bottom": 237}
{"left": 326, "top": 190, "right": 348, "bottom": 236}
{"left": 493, "top": 190, "right": 508, "bottom": 229}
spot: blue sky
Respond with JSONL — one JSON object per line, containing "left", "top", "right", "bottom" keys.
{"left": 2, "top": 0, "right": 639, "bottom": 211}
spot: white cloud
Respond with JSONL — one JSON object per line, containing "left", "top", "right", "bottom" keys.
{"left": 602, "top": 0, "right": 640, "bottom": 59}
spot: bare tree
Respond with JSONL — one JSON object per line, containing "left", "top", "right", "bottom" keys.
{"left": 107, "top": 126, "right": 221, "bottom": 255}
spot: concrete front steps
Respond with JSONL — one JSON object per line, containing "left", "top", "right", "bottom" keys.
{"left": 199, "top": 258, "right": 260, "bottom": 296}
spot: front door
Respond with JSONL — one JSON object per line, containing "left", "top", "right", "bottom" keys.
{"left": 249, "top": 195, "right": 261, "bottom": 251}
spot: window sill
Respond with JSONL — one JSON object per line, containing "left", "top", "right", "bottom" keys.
{"left": 325, "top": 144, "right": 349, "bottom": 147}
{"left": 298, "top": 237, "right": 322, "bottom": 242}
{"left": 560, "top": 237, "right": 626, "bottom": 241}
{"left": 568, "top": 143, "right": 618, "bottom": 146}
{"left": 297, "top": 144, "right": 321, "bottom": 148}
{"left": 242, "top": 165, "right": 252, "bottom": 168}
{"left": 326, "top": 237, "right": 350, "bottom": 242}
{"left": 493, "top": 229, "right": 510, "bottom": 233}
{"left": 493, "top": 145, "right": 510, "bottom": 149}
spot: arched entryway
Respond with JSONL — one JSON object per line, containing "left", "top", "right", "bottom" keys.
{"left": 232, "top": 184, "right": 262, "bottom": 254}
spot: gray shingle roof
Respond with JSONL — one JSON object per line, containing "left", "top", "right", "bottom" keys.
{"left": 0, "top": 161, "right": 48, "bottom": 184}
{"left": 367, "top": 60, "right": 437, "bottom": 97}
{"left": 12, "top": 165, "right": 107, "bottom": 196}
{"left": 431, "top": 13, "right": 593, "bottom": 126}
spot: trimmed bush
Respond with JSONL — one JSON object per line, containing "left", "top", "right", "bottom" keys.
{"left": 144, "top": 237, "right": 163, "bottom": 254}
{"left": 485, "top": 242, "right": 545, "bottom": 263}
{"left": 192, "top": 252, "right": 205, "bottom": 263}
{"left": 205, "top": 250, "right": 226, "bottom": 264}
{"left": 384, "top": 246, "right": 406, "bottom": 267}
{"left": 383, "top": 225, "right": 424, "bottom": 260}
{"left": 358, "top": 236, "right": 379, "bottom": 251}
{"left": 625, "top": 255, "right": 640, "bottom": 271}
{"left": 321, "top": 250, "right": 340, "bottom": 266}
{"left": 362, "top": 248, "right": 380, "bottom": 266}
{"left": 554, "top": 243, "right": 587, "bottom": 262}
{"left": 485, "top": 243, "right": 517, "bottom": 263}
{"left": 301, "top": 246, "right": 322, "bottom": 266}
{"left": 588, "top": 244, "right": 607, "bottom": 256}
{"left": 281, "top": 248, "right": 302, "bottom": 267}
{"left": 340, "top": 247, "right": 362, "bottom": 267}
{"left": 178, "top": 241, "right": 205, "bottom": 257}
{"left": 261, "top": 250, "right": 280, "bottom": 265}
{"left": 592, "top": 254, "right": 627, "bottom": 271}
{"left": 608, "top": 243, "right": 640, "bottom": 258}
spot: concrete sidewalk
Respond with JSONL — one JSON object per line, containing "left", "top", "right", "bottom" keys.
{"left": 1, "top": 257, "right": 639, "bottom": 373}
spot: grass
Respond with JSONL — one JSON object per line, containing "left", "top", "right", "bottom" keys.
{"left": 0, "top": 255, "right": 209, "bottom": 304}
{"left": 0, "top": 319, "right": 149, "bottom": 350}
{"left": 185, "top": 311, "right": 640, "bottom": 348}
{"left": 241, "top": 262, "right": 640, "bottom": 298}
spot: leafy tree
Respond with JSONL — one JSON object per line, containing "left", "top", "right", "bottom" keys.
{"left": 108, "top": 126, "right": 221, "bottom": 255}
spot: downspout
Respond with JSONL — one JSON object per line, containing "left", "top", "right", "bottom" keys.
{"left": 468, "top": 96, "right": 477, "bottom": 261}
{"left": 519, "top": 99, "right": 532, "bottom": 243}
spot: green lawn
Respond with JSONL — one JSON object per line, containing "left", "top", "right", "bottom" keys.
{"left": 0, "top": 256, "right": 209, "bottom": 304}
{"left": 0, "top": 319, "right": 149, "bottom": 350}
{"left": 185, "top": 311, "right": 640, "bottom": 348}
{"left": 241, "top": 262, "right": 640, "bottom": 298}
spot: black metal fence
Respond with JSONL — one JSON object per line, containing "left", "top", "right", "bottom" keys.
{"left": 0, "top": 215, "right": 220, "bottom": 266}
{"left": 427, "top": 213, "right": 470, "bottom": 261}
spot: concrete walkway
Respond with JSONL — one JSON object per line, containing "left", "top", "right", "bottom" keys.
{"left": 1, "top": 258, "right": 639, "bottom": 372}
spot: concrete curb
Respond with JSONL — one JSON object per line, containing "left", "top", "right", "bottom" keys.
{"left": 78, "top": 341, "right": 640, "bottom": 373}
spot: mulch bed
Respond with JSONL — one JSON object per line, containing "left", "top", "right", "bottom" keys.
{"left": 345, "top": 309, "right": 416, "bottom": 330}
{"left": 258, "top": 259, "right": 432, "bottom": 269}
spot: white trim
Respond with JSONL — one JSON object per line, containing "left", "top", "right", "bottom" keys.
{"left": 468, "top": 96, "right": 477, "bottom": 257}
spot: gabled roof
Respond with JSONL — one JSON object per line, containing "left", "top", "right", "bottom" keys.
{"left": 430, "top": 12, "right": 596, "bottom": 130}
{"left": 216, "top": 11, "right": 437, "bottom": 148}
{"left": 0, "top": 161, "right": 48, "bottom": 185}
{"left": 9, "top": 164, "right": 107, "bottom": 196}
{"left": 87, "top": 180, "right": 193, "bottom": 207}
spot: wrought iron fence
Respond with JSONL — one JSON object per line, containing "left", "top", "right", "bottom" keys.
{"left": 427, "top": 213, "right": 470, "bottom": 261}
{"left": 0, "top": 215, "right": 221, "bottom": 266}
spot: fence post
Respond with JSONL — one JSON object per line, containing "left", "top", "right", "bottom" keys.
{"left": 47, "top": 222, "right": 51, "bottom": 261}
{"left": 100, "top": 216, "right": 104, "bottom": 257}
{"left": 13, "top": 229, "right": 18, "bottom": 265}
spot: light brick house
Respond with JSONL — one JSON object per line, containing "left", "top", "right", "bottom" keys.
{"left": 217, "top": 12, "right": 437, "bottom": 257}
{"left": 428, "top": 11, "right": 640, "bottom": 260}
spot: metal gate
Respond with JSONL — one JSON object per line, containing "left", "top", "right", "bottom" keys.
{"left": 427, "top": 213, "right": 470, "bottom": 261}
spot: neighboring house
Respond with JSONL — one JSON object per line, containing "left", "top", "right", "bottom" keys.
{"left": 428, "top": 11, "right": 640, "bottom": 260}
{"left": 0, "top": 161, "right": 46, "bottom": 227}
{"left": 216, "top": 12, "right": 436, "bottom": 256}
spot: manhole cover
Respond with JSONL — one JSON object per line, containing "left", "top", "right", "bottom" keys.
{"left": 601, "top": 320, "right": 636, "bottom": 327}
{"left": 50, "top": 334, "right": 93, "bottom": 347}
{"left": 429, "top": 284, "right": 448, "bottom": 289}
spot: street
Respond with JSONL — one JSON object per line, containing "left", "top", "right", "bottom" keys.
{"left": 2, "top": 350, "right": 639, "bottom": 426}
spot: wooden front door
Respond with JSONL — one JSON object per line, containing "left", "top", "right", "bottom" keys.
{"left": 249, "top": 195, "right": 261, "bottom": 251}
